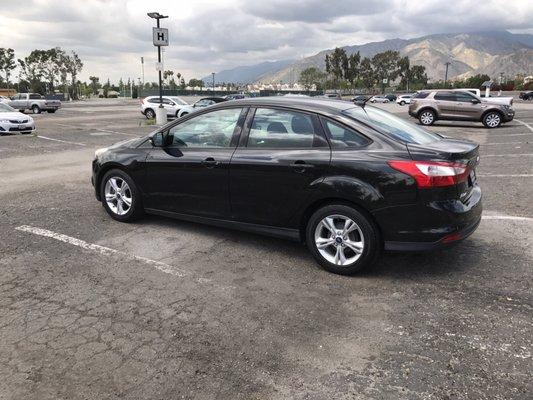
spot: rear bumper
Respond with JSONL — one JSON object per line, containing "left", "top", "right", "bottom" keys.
{"left": 384, "top": 216, "right": 481, "bottom": 251}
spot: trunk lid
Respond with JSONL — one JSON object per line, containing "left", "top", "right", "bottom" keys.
{"left": 407, "top": 137, "right": 480, "bottom": 200}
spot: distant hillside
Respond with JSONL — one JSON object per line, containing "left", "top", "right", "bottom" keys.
{"left": 201, "top": 59, "right": 293, "bottom": 84}
{"left": 213, "top": 31, "right": 532, "bottom": 84}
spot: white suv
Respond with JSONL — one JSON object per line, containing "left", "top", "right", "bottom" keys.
{"left": 396, "top": 94, "right": 414, "bottom": 106}
{"left": 140, "top": 96, "right": 188, "bottom": 119}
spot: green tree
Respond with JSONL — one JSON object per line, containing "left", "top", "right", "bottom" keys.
{"left": 360, "top": 57, "right": 375, "bottom": 90}
{"left": 0, "top": 48, "right": 16, "bottom": 88}
{"left": 325, "top": 47, "right": 347, "bottom": 87}
{"left": 345, "top": 52, "right": 361, "bottom": 89}
{"left": 89, "top": 76, "right": 100, "bottom": 95}
{"left": 299, "top": 67, "right": 326, "bottom": 90}
{"left": 188, "top": 78, "right": 204, "bottom": 88}
{"left": 371, "top": 50, "right": 401, "bottom": 92}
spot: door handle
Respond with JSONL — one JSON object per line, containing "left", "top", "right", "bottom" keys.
{"left": 289, "top": 160, "right": 314, "bottom": 172}
{"left": 201, "top": 157, "right": 220, "bottom": 168}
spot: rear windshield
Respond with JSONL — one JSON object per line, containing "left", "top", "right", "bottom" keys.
{"left": 342, "top": 106, "right": 441, "bottom": 144}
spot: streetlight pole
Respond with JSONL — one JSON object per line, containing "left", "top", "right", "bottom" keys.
{"left": 444, "top": 62, "right": 451, "bottom": 86}
{"left": 211, "top": 72, "right": 215, "bottom": 93}
{"left": 147, "top": 12, "right": 169, "bottom": 124}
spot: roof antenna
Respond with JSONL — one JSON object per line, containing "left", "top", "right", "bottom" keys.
{"left": 354, "top": 96, "right": 370, "bottom": 108}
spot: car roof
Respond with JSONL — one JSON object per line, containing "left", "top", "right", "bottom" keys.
{"left": 212, "top": 96, "right": 358, "bottom": 115}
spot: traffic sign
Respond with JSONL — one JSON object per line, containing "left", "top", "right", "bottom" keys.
{"left": 153, "top": 28, "right": 169, "bottom": 46}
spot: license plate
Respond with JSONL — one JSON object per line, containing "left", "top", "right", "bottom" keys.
{"left": 18, "top": 124, "right": 26, "bottom": 130}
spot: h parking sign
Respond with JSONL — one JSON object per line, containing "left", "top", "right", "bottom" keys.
{"left": 153, "top": 28, "right": 169, "bottom": 46}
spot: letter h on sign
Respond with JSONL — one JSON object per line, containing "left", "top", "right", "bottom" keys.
{"left": 152, "top": 28, "right": 169, "bottom": 46}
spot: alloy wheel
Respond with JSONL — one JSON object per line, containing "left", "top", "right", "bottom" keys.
{"left": 104, "top": 177, "right": 132, "bottom": 216}
{"left": 485, "top": 113, "right": 501, "bottom": 128}
{"left": 314, "top": 214, "right": 365, "bottom": 266}
{"left": 420, "top": 111, "right": 434, "bottom": 125}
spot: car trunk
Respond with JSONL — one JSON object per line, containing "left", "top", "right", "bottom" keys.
{"left": 407, "top": 138, "right": 479, "bottom": 200}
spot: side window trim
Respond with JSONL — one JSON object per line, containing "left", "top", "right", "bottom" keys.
{"left": 240, "top": 106, "right": 328, "bottom": 150}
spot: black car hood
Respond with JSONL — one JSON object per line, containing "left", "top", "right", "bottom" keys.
{"left": 107, "top": 136, "right": 145, "bottom": 150}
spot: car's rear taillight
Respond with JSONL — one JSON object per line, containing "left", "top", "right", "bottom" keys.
{"left": 388, "top": 160, "right": 469, "bottom": 188}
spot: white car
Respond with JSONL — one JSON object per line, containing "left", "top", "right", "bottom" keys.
{"left": 396, "top": 94, "right": 414, "bottom": 106}
{"left": 177, "top": 97, "right": 227, "bottom": 118}
{"left": 368, "top": 95, "right": 390, "bottom": 103}
{"left": 140, "top": 96, "right": 188, "bottom": 119}
{"left": 0, "top": 103, "right": 36, "bottom": 135}
{"left": 0, "top": 95, "right": 10, "bottom": 104}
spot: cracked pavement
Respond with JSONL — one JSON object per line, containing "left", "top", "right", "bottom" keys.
{"left": 0, "top": 99, "right": 531, "bottom": 399}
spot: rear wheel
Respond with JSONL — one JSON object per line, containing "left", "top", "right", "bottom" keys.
{"left": 399, "top": 101, "right": 405, "bottom": 106}
{"left": 32, "top": 105, "right": 41, "bottom": 114}
{"left": 145, "top": 108, "right": 155, "bottom": 119}
{"left": 180, "top": 112, "right": 188, "bottom": 117}
{"left": 419, "top": 109, "right": 436, "bottom": 126}
{"left": 100, "top": 169, "right": 144, "bottom": 222}
{"left": 482, "top": 111, "right": 502, "bottom": 128}
{"left": 306, "top": 205, "right": 380, "bottom": 275}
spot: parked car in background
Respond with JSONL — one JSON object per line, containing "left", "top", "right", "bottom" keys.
{"left": 92, "top": 97, "right": 481, "bottom": 275}
{"left": 0, "top": 103, "right": 36, "bottom": 135}
{"left": 519, "top": 91, "right": 533, "bottom": 100}
{"left": 409, "top": 90, "right": 514, "bottom": 128}
{"left": 459, "top": 88, "right": 513, "bottom": 105}
{"left": 224, "top": 94, "right": 246, "bottom": 100}
{"left": 351, "top": 95, "right": 369, "bottom": 103}
{"left": 384, "top": 94, "right": 397, "bottom": 101}
{"left": 177, "top": 97, "right": 228, "bottom": 118}
{"left": 140, "top": 96, "right": 188, "bottom": 119}
{"left": 321, "top": 93, "right": 342, "bottom": 100}
{"left": 8, "top": 93, "right": 61, "bottom": 114}
{"left": 396, "top": 94, "right": 414, "bottom": 106}
{"left": 368, "top": 95, "right": 390, "bottom": 103}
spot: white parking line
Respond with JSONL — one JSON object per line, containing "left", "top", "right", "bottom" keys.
{"left": 36, "top": 135, "right": 86, "bottom": 146}
{"left": 481, "top": 141, "right": 525, "bottom": 146}
{"left": 483, "top": 153, "right": 533, "bottom": 158}
{"left": 515, "top": 119, "right": 533, "bottom": 133}
{"left": 477, "top": 174, "right": 533, "bottom": 177}
{"left": 482, "top": 215, "right": 533, "bottom": 222}
{"left": 15, "top": 225, "right": 186, "bottom": 277}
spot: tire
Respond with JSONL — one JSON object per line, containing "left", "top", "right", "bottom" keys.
{"left": 399, "top": 101, "right": 405, "bottom": 106}
{"left": 145, "top": 108, "right": 155, "bottom": 119}
{"left": 47, "top": 109, "right": 56, "bottom": 113}
{"left": 32, "top": 105, "right": 41, "bottom": 114}
{"left": 100, "top": 169, "right": 144, "bottom": 222}
{"left": 482, "top": 111, "right": 502, "bottom": 128}
{"left": 418, "top": 109, "right": 436, "bottom": 126}
{"left": 306, "top": 204, "right": 380, "bottom": 275}
{"left": 180, "top": 112, "right": 188, "bottom": 118}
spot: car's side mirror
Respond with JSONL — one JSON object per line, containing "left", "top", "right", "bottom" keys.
{"left": 471, "top": 99, "right": 480, "bottom": 104}
{"left": 150, "top": 131, "right": 165, "bottom": 147}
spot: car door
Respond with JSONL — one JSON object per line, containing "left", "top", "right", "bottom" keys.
{"left": 229, "top": 107, "right": 331, "bottom": 227}
{"left": 10, "top": 94, "right": 22, "bottom": 109}
{"left": 161, "top": 97, "right": 177, "bottom": 116}
{"left": 454, "top": 91, "right": 483, "bottom": 120}
{"left": 433, "top": 91, "right": 457, "bottom": 118}
{"left": 144, "top": 107, "right": 248, "bottom": 218}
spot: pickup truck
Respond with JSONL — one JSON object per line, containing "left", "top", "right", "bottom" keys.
{"left": 8, "top": 93, "right": 61, "bottom": 114}
{"left": 458, "top": 88, "right": 513, "bottom": 106}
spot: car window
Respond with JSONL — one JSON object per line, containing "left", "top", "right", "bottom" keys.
{"left": 195, "top": 99, "right": 215, "bottom": 107}
{"left": 170, "top": 97, "right": 188, "bottom": 105}
{"left": 455, "top": 92, "right": 477, "bottom": 102}
{"left": 168, "top": 108, "right": 243, "bottom": 148}
{"left": 29, "top": 93, "right": 42, "bottom": 99}
{"left": 323, "top": 119, "right": 371, "bottom": 148}
{"left": 413, "top": 92, "right": 429, "bottom": 99}
{"left": 147, "top": 98, "right": 160, "bottom": 104}
{"left": 162, "top": 98, "right": 173, "bottom": 105}
{"left": 247, "top": 108, "right": 322, "bottom": 149}
{"left": 0, "top": 103, "right": 15, "bottom": 112}
{"left": 434, "top": 92, "right": 456, "bottom": 101}
{"left": 343, "top": 106, "right": 441, "bottom": 145}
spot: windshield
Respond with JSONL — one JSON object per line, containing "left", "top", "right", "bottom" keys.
{"left": 0, "top": 103, "right": 15, "bottom": 112}
{"left": 342, "top": 106, "right": 441, "bottom": 144}
{"left": 170, "top": 97, "right": 188, "bottom": 105}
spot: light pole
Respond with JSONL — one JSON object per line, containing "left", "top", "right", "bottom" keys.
{"left": 147, "top": 12, "right": 169, "bottom": 123}
{"left": 211, "top": 72, "right": 215, "bottom": 93}
{"left": 444, "top": 62, "right": 451, "bottom": 86}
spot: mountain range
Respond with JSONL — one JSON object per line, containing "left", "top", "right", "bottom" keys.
{"left": 206, "top": 31, "right": 533, "bottom": 84}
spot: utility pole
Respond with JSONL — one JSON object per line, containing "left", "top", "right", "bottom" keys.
{"left": 140, "top": 57, "right": 145, "bottom": 86}
{"left": 147, "top": 12, "right": 169, "bottom": 124}
{"left": 444, "top": 62, "right": 451, "bottom": 86}
{"left": 212, "top": 72, "right": 215, "bottom": 92}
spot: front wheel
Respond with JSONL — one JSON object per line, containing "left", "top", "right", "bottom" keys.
{"left": 419, "top": 109, "right": 436, "bottom": 126}
{"left": 306, "top": 205, "right": 380, "bottom": 275}
{"left": 100, "top": 169, "right": 144, "bottom": 222}
{"left": 144, "top": 109, "right": 155, "bottom": 119}
{"left": 32, "top": 105, "right": 41, "bottom": 114}
{"left": 399, "top": 101, "right": 405, "bottom": 106}
{"left": 482, "top": 112, "right": 502, "bottom": 128}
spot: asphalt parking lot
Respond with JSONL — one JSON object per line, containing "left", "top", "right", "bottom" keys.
{"left": 0, "top": 98, "right": 531, "bottom": 399}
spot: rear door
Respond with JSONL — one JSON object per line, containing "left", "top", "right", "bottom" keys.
{"left": 229, "top": 107, "right": 331, "bottom": 227}
{"left": 433, "top": 91, "right": 457, "bottom": 118}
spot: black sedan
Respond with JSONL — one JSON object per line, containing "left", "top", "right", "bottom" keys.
{"left": 92, "top": 97, "right": 482, "bottom": 275}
